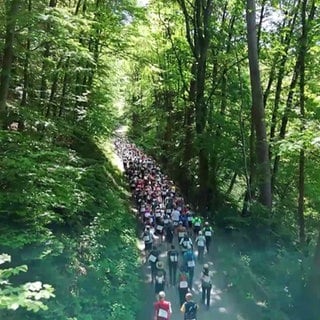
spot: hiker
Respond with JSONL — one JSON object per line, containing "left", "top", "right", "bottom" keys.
{"left": 171, "top": 206, "right": 180, "bottom": 228}
{"left": 176, "top": 221, "right": 187, "bottom": 244}
{"left": 180, "top": 292, "right": 198, "bottom": 320}
{"left": 178, "top": 267, "right": 189, "bottom": 307}
{"left": 164, "top": 221, "right": 174, "bottom": 249}
{"left": 155, "top": 218, "right": 165, "bottom": 244}
{"left": 202, "top": 222, "right": 213, "bottom": 253}
{"left": 200, "top": 264, "right": 212, "bottom": 309}
{"left": 195, "top": 231, "right": 206, "bottom": 262}
{"left": 142, "top": 225, "right": 153, "bottom": 255}
{"left": 154, "top": 261, "right": 167, "bottom": 295}
{"left": 179, "top": 233, "right": 193, "bottom": 255}
{"left": 167, "top": 245, "right": 179, "bottom": 286}
{"left": 192, "top": 216, "right": 202, "bottom": 237}
{"left": 179, "top": 211, "right": 189, "bottom": 228}
{"left": 153, "top": 291, "right": 172, "bottom": 320}
{"left": 186, "top": 205, "right": 194, "bottom": 230}
{"left": 183, "top": 247, "right": 196, "bottom": 289}
{"left": 148, "top": 246, "right": 160, "bottom": 282}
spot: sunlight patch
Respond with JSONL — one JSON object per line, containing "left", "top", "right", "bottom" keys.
{"left": 256, "top": 300, "right": 268, "bottom": 308}
{"left": 218, "top": 307, "right": 228, "bottom": 313}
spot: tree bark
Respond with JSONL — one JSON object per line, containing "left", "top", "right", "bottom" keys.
{"left": 0, "top": 0, "right": 21, "bottom": 129}
{"left": 246, "top": 0, "right": 272, "bottom": 209}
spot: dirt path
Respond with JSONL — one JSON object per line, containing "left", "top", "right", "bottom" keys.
{"left": 136, "top": 236, "right": 245, "bottom": 320}
{"left": 108, "top": 133, "right": 245, "bottom": 320}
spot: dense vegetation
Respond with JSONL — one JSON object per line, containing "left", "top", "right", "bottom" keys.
{"left": 0, "top": 0, "right": 320, "bottom": 319}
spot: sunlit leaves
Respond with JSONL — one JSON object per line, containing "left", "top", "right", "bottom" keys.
{"left": 0, "top": 255, "right": 54, "bottom": 312}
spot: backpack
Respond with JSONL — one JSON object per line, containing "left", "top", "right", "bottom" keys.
{"left": 202, "top": 272, "right": 211, "bottom": 288}
{"left": 184, "top": 301, "right": 197, "bottom": 319}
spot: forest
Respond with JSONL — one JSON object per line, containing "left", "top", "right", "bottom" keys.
{"left": 0, "top": 0, "right": 319, "bottom": 319}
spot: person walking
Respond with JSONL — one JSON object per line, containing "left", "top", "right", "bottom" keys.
{"left": 180, "top": 292, "right": 198, "bottom": 320}
{"left": 186, "top": 205, "right": 194, "bottom": 232}
{"left": 192, "top": 216, "right": 202, "bottom": 237}
{"left": 148, "top": 246, "right": 160, "bottom": 283}
{"left": 142, "top": 225, "right": 153, "bottom": 255}
{"left": 164, "top": 221, "right": 174, "bottom": 249}
{"left": 177, "top": 267, "right": 189, "bottom": 307}
{"left": 200, "top": 264, "right": 212, "bottom": 309}
{"left": 179, "top": 233, "right": 193, "bottom": 255}
{"left": 202, "top": 222, "right": 213, "bottom": 254}
{"left": 176, "top": 221, "right": 187, "bottom": 244}
{"left": 183, "top": 248, "right": 196, "bottom": 290}
{"left": 153, "top": 291, "right": 172, "bottom": 320}
{"left": 171, "top": 206, "right": 180, "bottom": 228}
{"left": 154, "top": 261, "right": 167, "bottom": 295}
{"left": 167, "top": 245, "right": 179, "bottom": 286}
{"left": 195, "top": 231, "right": 206, "bottom": 262}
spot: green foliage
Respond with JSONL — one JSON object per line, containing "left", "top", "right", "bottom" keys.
{"left": 0, "top": 254, "right": 54, "bottom": 312}
{"left": 216, "top": 236, "right": 312, "bottom": 320}
{"left": 0, "top": 127, "right": 143, "bottom": 320}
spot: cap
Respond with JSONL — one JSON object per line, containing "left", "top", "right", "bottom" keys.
{"left": 205, "top": 221, "right": 209, "bottom": 226}
{"left": 185, "top": 292, "right": 193, "bottom": 299}
{"left": 203, "top": 264, "right": 209, "bottom": 269}
{"left": 158, "top": 291, "right": 166, "bottom": 298}
{"left": 198, "top": 231, "right": 202, "bottom": 235}
{"left": 156, "top": 261, "right": 164, "bottom": 269}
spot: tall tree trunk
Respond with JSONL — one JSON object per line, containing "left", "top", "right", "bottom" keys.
{"left": 195, "top": 0, "right": 213, "bottom": 211}
{"left": 0, "top": 0, "right": 20, "bottom": 129}
{"left": 297, "top": 0, "right": 309, "bottom": 246}
{"left": 39, "top": 0, "right": 57, "bottom": 108}
{"left": 21, "top": 0, "right": 32, "bottom": 107}
{"left": 246, "top": 0, "right": 272, "bottom": 209}
{"left": 177, "top": 0, "right": 213, "bottom": 211}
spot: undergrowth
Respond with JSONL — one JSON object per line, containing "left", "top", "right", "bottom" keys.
{"left": 0, "top": 130, "right": 142, "bottom": 320}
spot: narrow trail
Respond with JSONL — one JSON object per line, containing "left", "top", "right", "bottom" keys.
{"left": 110, "top": 132, "right": 245, "bottom": 320}
{"left": 136, "top": 237, "right": 244, "bottom": 320}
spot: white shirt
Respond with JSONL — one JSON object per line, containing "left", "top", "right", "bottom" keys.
{"left": 171, "top": 209, "right": 180, "bottom": 221}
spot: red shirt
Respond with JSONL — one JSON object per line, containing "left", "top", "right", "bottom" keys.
{"left": 154, "top": 300, "right": 171, "bottom": 320}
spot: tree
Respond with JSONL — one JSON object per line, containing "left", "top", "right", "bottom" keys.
{"left": 246, "top": 0, "right": 272, "bottom": 209}
{"left": 177, "top": 0, "right": 213, "bottom": 211}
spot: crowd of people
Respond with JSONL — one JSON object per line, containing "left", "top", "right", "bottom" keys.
{"left": 114, "top": 137, "right": 215, "bottom": 320}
